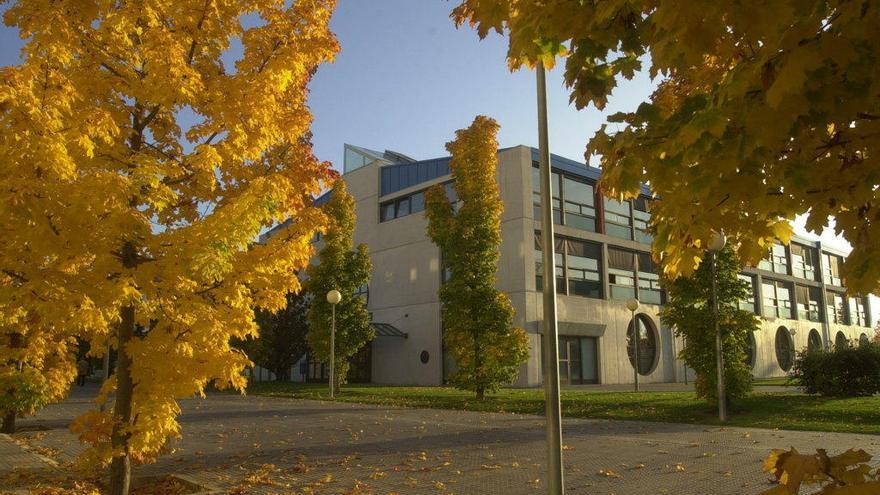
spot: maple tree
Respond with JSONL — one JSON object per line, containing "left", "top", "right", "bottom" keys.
{"left": 305, "top": 179, "right": 373, "bottom": 393}
{"left": 660, "top": 245, "right": 758, "bottom": 407}
{"left": 452, "top": 0, "right": 880, "bottom": 293}
{"left": 0, "top": 0, "right": 338, "bottom": 493}
{"left": 425, "top": 116, "right": 529, "bottom": 399}
{"left": 761, "top": 447, "right": 880, "bottom": 494}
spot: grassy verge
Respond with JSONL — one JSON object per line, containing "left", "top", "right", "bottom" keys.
{"left": 753, "top": 377, "right": 795, "bottom": 386}
{"left": 247, "top": 382, "right": 880, "bottom": 435}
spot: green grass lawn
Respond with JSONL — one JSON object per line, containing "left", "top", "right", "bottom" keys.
{"left": 247, "top": 382, "right": 880, "bottom": 435}
{"left": 753, "top": 377, "right": 796, "bottom": 386}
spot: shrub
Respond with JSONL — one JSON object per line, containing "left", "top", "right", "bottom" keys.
{"left": 790, "top": 342, "right": 880, "bottom": 397}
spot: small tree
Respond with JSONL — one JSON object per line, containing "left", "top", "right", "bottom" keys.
{"left": 425, "top": 116, "right": 529, "bottom": 400}
{"left": 660, "top": 245, "right": 759, "bottom": 407}
{"left": 306, "top": 180, "right": 373, "bottom": 393}
{"left": 239, "top": 291, "right": 310, "bottom": 382}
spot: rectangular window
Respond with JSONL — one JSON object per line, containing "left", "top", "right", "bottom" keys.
{"left": 608, "top": 248, "right": 636, "bottom": 300}
{"left": 849, "top": 296, "right": 868, "bottom": 327}
{"left": 396, "top": 196, "right": 411, "bottom": 217}
{"left": 410, "top": 191, "right": 425, "bottom": 213}
{"left": 633, "top": 197, "right": 653, "bottom": 244}
{"left": 826, "top": 291, "right": 846, "bottom": 324}
{"left": 796, "top": 285, "right": 823, "bottom": 322}
{"left": 535, "top": 233, "right": 565, "bottom": 292}
{"left": 758, "top": 244, "right": 789, "bottom": 274}
{"left": 532, "top": 166, "right": 562, "bottom": 224}
{"left": 380, "top": 202, "right": 395, "bottom": 222}
{"left": 791, "top": 244, "right": 818, "bottom": 281}
{"left": 762, "top": 279, "right": 793, "bottom": 319}
{"left": 822, "top": 253, "right": 842, "bottom": 286}
{"left": 562, "top": 177, "right": 597, "bottom": 232}
{"left": 737, "top": 274, "right": 757, "bottom": 314}
{"left": 637, "top": 252, "right": 662, "bottom": 305}
{"left": 604, "top": 198, "right": 633, "bottom": 240}
{"left": 565, "top": 239, "right": 603, "bottom": 298}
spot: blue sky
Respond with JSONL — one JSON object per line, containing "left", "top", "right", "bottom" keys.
{"left": 0, "top": 2, "right": 869, "bottom": 276}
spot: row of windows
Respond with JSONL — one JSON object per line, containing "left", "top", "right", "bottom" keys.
{"left": 758, "top": 243, "right": 845, "bottom": 287}
{"left": 769, "top": 327, "right": 873, "bottom": 372}
{"left": 379, "top": 182, "right": 457, "bottom": 222}
{"left": 531, "top": 166, "right": 653, "bottom": 243}
{"left": 741, "top": 275, "right": 870, "bottom": 326}
{"left": 534, "top": 233, "right": 663, "bottom": 304}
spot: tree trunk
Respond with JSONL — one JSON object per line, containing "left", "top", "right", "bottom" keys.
{"left": 109, "top": 242, "right": 137, "bottom": 495}
{"left": 1, "top": 411, "right": 15, "bottom": 434}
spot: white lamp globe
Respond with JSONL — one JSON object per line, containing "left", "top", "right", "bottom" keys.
{"left": 626, "top": 298, "right": 640, "bottom": 312}
{"left": 326, "top": 289, "right": 342, "bottom": 305}
{"left": 707, "top": 231, "right": 727, "bottom": 253}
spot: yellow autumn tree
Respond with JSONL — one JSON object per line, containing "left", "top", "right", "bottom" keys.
{"left": 452, "top": 1, "right": 880, "bottom": 293}
{"left": 0, "top": 1, "right": 338, "bottom": 494}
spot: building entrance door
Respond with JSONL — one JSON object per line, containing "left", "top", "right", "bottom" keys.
{"left": 558, "top": 336, "right": 599, "bottom": 385}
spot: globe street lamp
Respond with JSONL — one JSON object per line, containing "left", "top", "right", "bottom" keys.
{"left": 626, "top": 298, "right": 640, "bottom": 392}
{"left": 326, "top": 289, "right": 342, "bottom": 398}
{"left": 707, "top": 232, "right": 727, "bottom": 421}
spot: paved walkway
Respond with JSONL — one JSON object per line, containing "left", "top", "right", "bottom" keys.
{"left": 5, "top": 384, "right": 877, "bottom": 494}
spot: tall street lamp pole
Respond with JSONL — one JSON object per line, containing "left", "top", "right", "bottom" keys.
{"left": 326, "top": 289, "right": 342, "bottom": 398}
{"left": 626, "top": 298, "right": 640, "bottom": 392}
{"left": 707, "top": 232, "right": 727, "bottom": 422}
{"left": 536, "top": 60, "right": 565, "bottom": 495}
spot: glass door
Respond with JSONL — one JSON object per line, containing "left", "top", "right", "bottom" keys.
{"left": 558, "top": 336, "right": 598, "bottom": 385}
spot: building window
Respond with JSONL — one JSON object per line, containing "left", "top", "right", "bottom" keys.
{"left": 775, "top": 327, "right": 794, "bottom": 372}
{"left": 807, "top": 329, "right": 822, "bottom": 353}
{"left": 827, "top": 291, "right": 846, "bottom": 324}
{"left": 562, "top": 176, "right": 597, "bottom": 231}
{"left": 637, "top": 253, "right": 663, "bottom": 305}
{"left": 379, "top": 189, "right": 429, "bottom": 223}
{"left": 627, "top": 314, "right": 658, "bottom": 376}
{"left": 859, "top": 333, "right": 870, "bottom": 346}
{"left": 534, "top": 233, "right": 565, "bottom": 293}
{"left": 822, "top": 253, "right": 842, "bottom": 286}
{"left": 795, "top": 285, "right": 823, "bottom": 322}
{"left": 849, "top": 296, "right": 868, "bottom": 327}
{"left": 608, "top": 248, "right": 636, "bottom": 300}
{"left": 564, "top": 238, "right": 603, "bottom": 298}
{"left": 603, "top": 198, "right": 633, "bottom": 240}
{"left": 633, "top": 197, "right": 652, "bottom": 244}
{"left": 758, "top": 244, "right": 789, "bottom": 274}
{"left": 532, "top": 166, "right": 562, "bottom": 224}
{"left": 762, "top": 279, "right": 793, "bottom": 319}
{"left": 737, "top": 274, "right": 757, "bottom": 314}
{"left": 835, "top": 331, "right": 848, "bottom": 348}
{"left": 791, "top": 244, "right": 818, "bottom": 280}
{"left": 536, "top": 233, "right": 601, "bottom": 298}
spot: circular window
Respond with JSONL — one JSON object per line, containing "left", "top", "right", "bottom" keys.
{"left": 835, "top": 331, "right": 848, "bottom": 348}
{"left": 859, "top": 334, "right": 869, "bottom": 347}
{"left": 775, "top": 327, "right": 794, "bottom": 372}
{"left": 627, "top": 314, "right": 658, "bottom": 376}
{"left": 745, "top": 332, "right": 756, "bottom": 368}
{"left": 420, "top": 350, "right": 430, "bottom": 364}
{"left": 807, "top": 329, "right": 822, "bottom": 353}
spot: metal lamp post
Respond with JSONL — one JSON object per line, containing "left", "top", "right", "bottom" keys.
{"left": 536, "top": 60, "right": 565, "bottom": 495}
{"left": 626, "top": 298, "right": 640, "bottom": 392}
{"left": 707, "top": 232, "right": 727, "bottom": 422}
{"left": 326, "top": 289, "right": 342, "bottom": 398}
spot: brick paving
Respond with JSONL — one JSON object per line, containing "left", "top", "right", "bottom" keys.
{"left": 5, "top": 383, "right": 879, "bottom": 494}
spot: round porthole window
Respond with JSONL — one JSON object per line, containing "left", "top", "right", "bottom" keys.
{"left": 626, "top": 314, "right": 658, "bottom": 376}
{"left": 775, "top": 326, "right": 794, "bottom": 372}
{"left": 835, "top": 331, "right": 848, "bottom": 348}
{"left": 859, "top": 333, "right": 869, "bottom": 346}
{"left": 420, "top": 350, "right": 430, "bottom": 364}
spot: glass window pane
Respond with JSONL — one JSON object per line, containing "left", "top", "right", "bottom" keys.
{"left": 396, "top": 197, "right": 410, "bottom": 217}
{"left": 563, "top": 177, "right": 594, "bottom": 206}
{"left": 410, "top": 192, "right": 424, "bottom": 213}
{"left": 380, "top": 202, "right": 395, "bottom": 222}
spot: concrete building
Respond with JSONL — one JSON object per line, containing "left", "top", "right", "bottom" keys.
{"left": 266, "top": 144, "right": 874, "bottom": 387}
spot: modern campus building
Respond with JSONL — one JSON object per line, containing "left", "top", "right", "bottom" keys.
{"left": 264, "top": 144, "right": 874, "bottom": 387}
